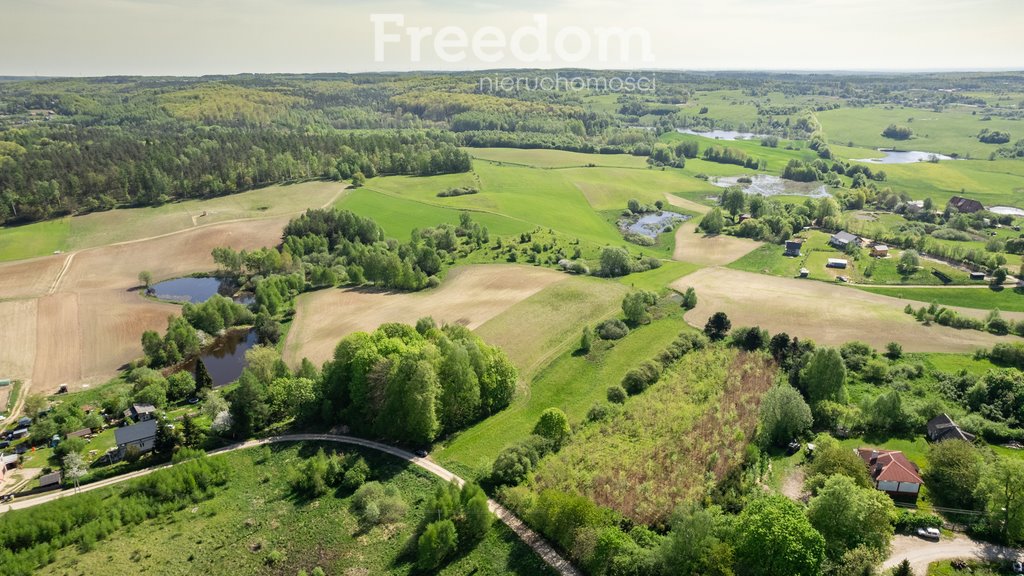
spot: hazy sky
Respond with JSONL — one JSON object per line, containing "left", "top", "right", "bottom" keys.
{"left": 1, "top": 0, "right": 1021, "bottom": 76}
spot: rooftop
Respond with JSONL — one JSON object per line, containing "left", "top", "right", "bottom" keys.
{"left": 857, "top": 448, "right": 923, "bottom": 485}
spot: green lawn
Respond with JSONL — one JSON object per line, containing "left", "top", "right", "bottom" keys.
{"left": 42, "top": 444, "right": 554, "bottom": 576}
{"left": 434, "top": 307, "right": 691, "bottom": 476}
{"left": 859, "top": 286, "right": 1024, "bottom": 313}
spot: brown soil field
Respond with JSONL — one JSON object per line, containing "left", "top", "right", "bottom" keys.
{"left": 0, "top": 215, "right": 298, "bottom": 397}
{"left": 672, "top": 221, "right": 763, "bottom": 266}
{"left": 32, "top": 293, "right": 82, "bottom": 390}
{"left": 675, "top": 267, "right": 1020, "bottom": 353}
{"left": 0, "top": 300, "right": 37, "bottom": 384}
{"left": 0, "top": 256, "right": 64, "bottom": 299}
{"left": 282, "top": 265, "right": 569, "bottom": 368}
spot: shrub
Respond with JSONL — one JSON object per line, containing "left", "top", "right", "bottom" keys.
{"left": 607, "top": 386, "right": 627, "bottom": 404}
{"left": 621, "top": 361, "right": 662, "bottom": 395}
{"left": 597, "top": 319, "right": 630, "bottom": 340}
{"left": 417, "top": 519, "right": 458, "bottom": 569}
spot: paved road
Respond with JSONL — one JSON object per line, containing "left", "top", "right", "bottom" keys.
{"left": 884, "top": 534, "right": 1021, "bottom": 574}
{"left": 2, "top": 433, "right": 582, "bottom": 576}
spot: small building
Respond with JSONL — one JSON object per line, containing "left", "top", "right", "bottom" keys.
{"left": 826, "top": 258, "right": 848, "bottom": 269}
{"left": 799, "top": 268, "right": 810, "bottom": 278}
{"left": 115, "top": 420, "right": 158, "bottom": 459}
{"left": 67, "top": 428, "right": 91, "bottom": 440}
{"left": 870, "top": 244, "right": 889, "bottom": 258}
{"left": 784, "top": 239, "right": 804, "bottom": 257}
{"left": 927, "top": 413, "right": 976, "bottom": 443}
{"left": 856, "top": 448, "right": 923, "bottom": 501}
{"left": 829, "top": 231, "right": 860, "bottom": 250}
{"left": 738, "top": 213, "right": 753, "bottom": 223}
{"left": 37, "top": 470, "right": 62, "bottom": 491}
{"left": 11, "top": 428, "right": 28, "bottom": 440}
{"left": 48, "top": 434, "right": 60, "bottom": 449}
{"left": 970, "top": 272, "right": 986, "bottom": 281}
{"left": 123, "top": 403, "right": 157, "bottom": 423}
{"left": 947, "top": 196, "right": 984, "bottom": 214}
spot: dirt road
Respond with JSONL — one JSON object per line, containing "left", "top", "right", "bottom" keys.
{"left": 2, "top": 433, "right": 581, "bottom": 576}
{"left": 884, "top": 534, "right": 1021, "bottom": 574}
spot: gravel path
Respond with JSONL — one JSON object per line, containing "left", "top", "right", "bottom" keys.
{"left": 883, "top": 534, "right": 1021, "bottom": 574}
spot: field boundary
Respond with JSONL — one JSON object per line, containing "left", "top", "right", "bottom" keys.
{"left": 2, "top": 433, "right": 582, "bottom": 576}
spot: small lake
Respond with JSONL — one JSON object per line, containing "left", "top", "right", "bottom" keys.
{"left": 854, "top": 150, "right": 956, "bottom": 164}
{"left": 183, "top": 329, "right": 257, "bottom": 387}
{"left": 622, "top": 212, "right": 689, "bottom": 238}
{"left": 150, "top": 276, "right": 251, "bottom": 305}
{"left": 711, "top": 174, "right": 831, "bottom": 198}
{"left": 990, "top": 206, "right": 1024, "bottom": 217}
{"left": 676, "top": 129, "right": 767, "bottom": 141}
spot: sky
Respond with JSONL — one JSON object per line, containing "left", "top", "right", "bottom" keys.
{"left": 1, "top": 0, "right": 1022, "bottom": 76}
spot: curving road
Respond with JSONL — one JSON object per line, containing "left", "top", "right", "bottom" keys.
{"left": 2, "top": 433, "right": 582, "bottom": 576}
{"left": 883, "top": 534, "right": 1021, "bottom": 574}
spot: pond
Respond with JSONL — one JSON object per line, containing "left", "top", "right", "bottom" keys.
{"left": 150, "top": 277, "right": 234, "bottom": 304}
{"left": 622, "top": 212, "right": 689, "bottom": 238}
{"left": 853, "top": 149, "right": 956, "bottom": 164}
{"left": 710, "top": 174, "right": 831, "bottom": 198}
{"left": 676, "top": 128, "right": 767, "bottom": 141}
{"left": 183, "top": 329, "right": 258, "bottom": 387}
{"left": 989, "top": 206, "right": 1024, "bottom": 217}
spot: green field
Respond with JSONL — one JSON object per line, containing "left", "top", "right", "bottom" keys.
{"left": 859, "top": 285, "right": 1024, "bottom": 313}
{"left": 43, "top": 444, "right": 554, "bottom": 576}
{"left": 0, "top": 218, "right": 70, "bottom": 261}
{"left": 435, "top": 305, "right": 691, "bottom": 475}
{"left": 469, "top": 147, "right": 648, "bottom": 169}
{"left": 0, "top": 181, "right": 344, "bottom": 262}
{"left": 818, "top": 104, "right": 1023, "bottom": 159}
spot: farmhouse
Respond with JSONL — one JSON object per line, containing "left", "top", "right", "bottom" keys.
{"left": 927, "top": 413, "right": 976, "bottom": 443}
{"left": 826, "top": 258, "right": 848, "bottom": 269}
{"left": 947, "top": 196, "right": 984, "bottom": 214}
{"left": 829, "top": 231, "right": 860, "bottom": 250}
{"left": 123, "top": 403, "right": 157, "bottom": 422}
{"left": 856, "top": 448, "right": 923, "bottom": 501}
{"left": 784, "top": 239, "right": 804, "bottom": 257}
{"left": 115, "top": 419, "right": 158, "bottom": 459}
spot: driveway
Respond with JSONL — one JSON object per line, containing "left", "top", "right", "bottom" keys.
{"left": 883, "top": 534, "right": 1021, "bottom": 574}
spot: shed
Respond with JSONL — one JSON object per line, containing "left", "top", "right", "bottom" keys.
{"left": 826, "top": 258, "right": 848, "bottom": 269}
{"left": 11, "top": 428, "right": 28, "bottom": 439}
{"left": 67, "top": 428, "right": 91, "bottom": 439}
{"left": 947, "top": 196, "right": 984, "bottom": 214}
{"left": 927, "top": 413, "right": 976, "bottom": 443}
{"left": 784, "top": 239, "right": 804, "bottom": 257}
{"left": 970, "top": 272, "right": 986, "bottom": 281}
{"left": 870, "top": 244, "right": 889, "bottom": 258}
{"left": 37, "top": 470, "right": 62, "bottom": 490}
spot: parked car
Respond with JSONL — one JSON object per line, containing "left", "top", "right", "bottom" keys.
{"left": 917, "top": 527, "right": 940, "bottom": 540}
{"left": 786, "top": 441, "right": 801, "bottom": 455}
{"left": 414, "top": 449, "right": 428, "bottom": 458}
{"left": 0, "top": 494, "right": 13, "bottom": 503}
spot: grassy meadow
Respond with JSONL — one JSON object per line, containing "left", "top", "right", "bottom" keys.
{"left": 44, "top": 444, "right": 554, "bottom": 576}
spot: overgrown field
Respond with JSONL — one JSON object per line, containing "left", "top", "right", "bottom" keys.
{"left": 40, "top": 444, "right": 553, "bottom": 576}
{"left": 529, "top": 348, "right": 774, "bottom": 527}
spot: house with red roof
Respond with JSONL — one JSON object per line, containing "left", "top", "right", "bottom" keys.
{"left": 856, "top": 448, "right": 923, "bottom": 502}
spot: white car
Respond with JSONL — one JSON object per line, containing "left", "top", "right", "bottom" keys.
{"left": 916, "top": 527, "right": 940, "bottom": 540}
